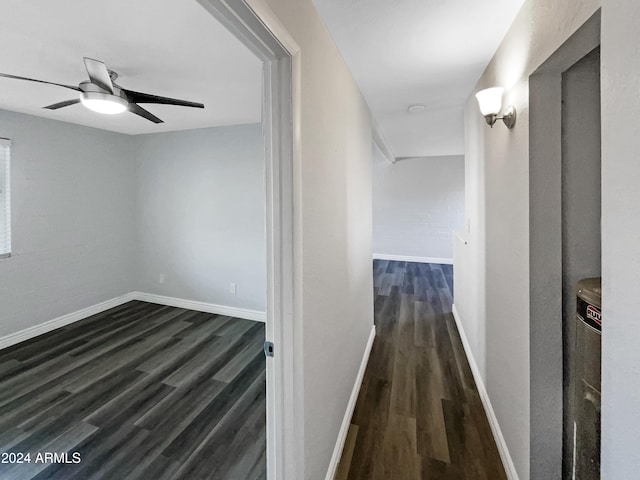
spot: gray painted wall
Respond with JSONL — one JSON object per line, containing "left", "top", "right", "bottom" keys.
{"left": 133, "top": 124, "right": 266, "bottom": 312}
{"left": 0, "top": 109, "right": 137, "bottom": 337}
{"left": 373, "top": 147, "right": 464, "bottom": 260}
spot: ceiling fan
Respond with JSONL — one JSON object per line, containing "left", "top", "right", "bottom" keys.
{"left": 0, "top": 57, "right": 204, "bottom": 124}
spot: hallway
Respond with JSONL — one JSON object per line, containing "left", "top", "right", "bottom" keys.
{"left": 336, "top": 260, "right": 506, "bottom": 479}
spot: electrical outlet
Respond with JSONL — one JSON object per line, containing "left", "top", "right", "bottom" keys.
{"left": 158, "top": 273, "right": 166, "bottom": 284}
{"left": 230, "top": 283, "right": 237, "bottom": 295}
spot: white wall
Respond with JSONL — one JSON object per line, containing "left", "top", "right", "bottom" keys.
{"left": 260, "top": 0, "right": 375, "bottom": 478}
{"left": 134, "top": 124, "right": 266, "bottom": 312}
{"left": 457, "top": 1, "right": 601, "bottom": 479}
{"left": 600, "top": 1, "right": 640, "bottom": 477}
{"left": 373, "top": 147, "right": 464, "bottom": 261}
{"left": 0, "top": 109, "right": 137, "bottom": 337}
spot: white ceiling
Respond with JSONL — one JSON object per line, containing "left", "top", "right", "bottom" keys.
{"left": 0, "top": 0, "right": 262, "bottom": 135}
{"left": 312, "top": 0, "right": 526, "bottom": 158}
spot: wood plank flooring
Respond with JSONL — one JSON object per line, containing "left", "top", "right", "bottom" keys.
{"left": 0, "top": 301, "right": 266, "bottom": 480}
{"left": 336, "top": 260, "right": 506, "bottom": 480}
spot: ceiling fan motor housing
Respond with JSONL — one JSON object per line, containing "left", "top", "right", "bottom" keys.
{"left": 79, "top": 80, "right": 124, "bottom": 97}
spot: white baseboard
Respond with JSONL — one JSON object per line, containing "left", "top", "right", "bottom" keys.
{"left": 131, "top": 292, "right": 266, "bottom": 323}
{"left": 372, "top": 253, "right": 453, "bottom": 265}
{"left": 325, "top": 325, "right": 376, "bottom": 480}
{"left": 0, "top": 292, "right": 137, "bottom": 351}
{"left": 0, "top": 291, "right": 267, "bottom": 352}
{"left": 451, "top": 304, "right": 519, "bottom": 480}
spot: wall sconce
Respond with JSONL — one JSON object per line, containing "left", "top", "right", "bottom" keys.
{"left": 475, "top": 87, "right": 516, "bottom": 129}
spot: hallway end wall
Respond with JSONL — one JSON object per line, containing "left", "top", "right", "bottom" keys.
{"left": 372, "top": 147, "right": 464, "bottom": 262}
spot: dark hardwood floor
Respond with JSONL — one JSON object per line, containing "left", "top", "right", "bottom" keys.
{"left": 0, "top": 301, "right": 266, "bottom": 480}
{"left": 336, "top": 260, "right": 506, "bottom": 480}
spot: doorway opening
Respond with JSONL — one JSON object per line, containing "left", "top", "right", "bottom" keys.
{"left": 529, "top": 10, "right": 601, "bottom": 479}
{"left": 197, "top": 1, "right": 298, "bottom": 479}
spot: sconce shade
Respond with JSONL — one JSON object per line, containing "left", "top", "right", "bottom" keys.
{"left": 475, "top": 87, "right": 504, "bottom": 116}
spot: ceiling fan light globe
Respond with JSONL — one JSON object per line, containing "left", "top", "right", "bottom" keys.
{"left": 80, "top": 92, "right": 128, "bottom": 115}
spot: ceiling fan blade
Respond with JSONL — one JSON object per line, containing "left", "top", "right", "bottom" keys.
{"left": 0, "top": 72, "right": 80, "bottom": 91}
{"left": 43, "top": 98, "right": 81, "bottom": 110}
{"left": 129, "top": 103, "right": 163, "bottom": 124}
{"left": 83, "top": 57, "right": 114, "bottom": 93}
{"left": 123, "top": 89, "right": 204, "bottom": 109}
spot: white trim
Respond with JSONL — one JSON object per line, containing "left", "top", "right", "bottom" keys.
{"left": 451, "top": 304, "right": 520, "bottom": 480}
{"left": 0, "top": 292, "right": 137, "bottom": 351}
{"left": 372, "top": 253, "right": 453, "bottom": 265}
{"left": 0, "top": 138, "right": 11, "bottom": 147}
{"left": 131, "top": 292, "right": 266, "bottom": 322}
{"left": 372, "top": 117, "right": 396, "bottom": 164}
{"left": 325, "top": 325, "right": 376, "bottom": 480}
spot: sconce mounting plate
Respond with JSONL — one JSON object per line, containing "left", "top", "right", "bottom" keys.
{"left": 502, "top": 105, "right": 516, "bottom": 129}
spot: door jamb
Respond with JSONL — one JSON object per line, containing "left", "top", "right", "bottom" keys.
{"left": 196, "top": 1, "right": 302, "bottom": 478}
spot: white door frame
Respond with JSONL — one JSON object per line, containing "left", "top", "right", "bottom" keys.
{"left": 196, "top": 1, "right": 302, "bottom": 479}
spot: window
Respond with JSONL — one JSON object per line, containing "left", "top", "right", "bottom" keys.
{"left": 0, "top": 138, "right": 10, "bottom": 259}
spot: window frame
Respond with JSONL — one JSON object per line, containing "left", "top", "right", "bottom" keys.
{"left": 0, "top": 137, "right": 11, "bottom": 259}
